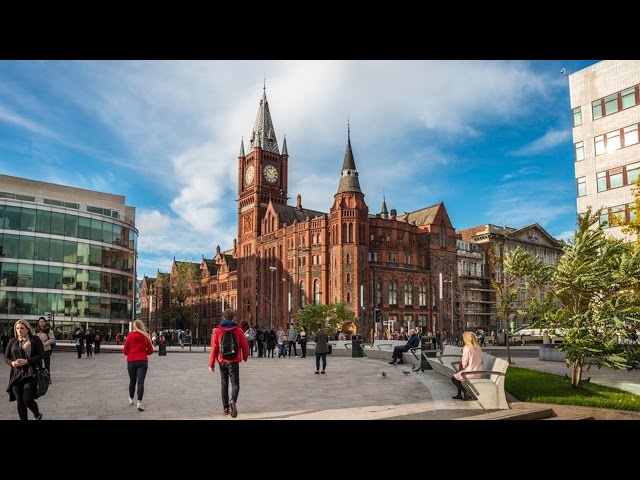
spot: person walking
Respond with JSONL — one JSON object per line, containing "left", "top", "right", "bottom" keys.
{"left": 314, "top": 323, "right": 329, "bottom": 374}
{"left": 245, "top": 325, "right": 256, "bottom": 357}
{"left": 451, "top": 331, "right": 483, "bottom": 400}
{"left": 85, "top": 329, "right": 94, "bottom": 358}
{"left": 208, "top": 309, "right": 249, "bottom": 418}
{"left": 73, "top": 328, "right": 85, "bottom": 359}
{"left": 122, "top": 319, "right": 154, "bottom": 411}
{"left": 36, "top": 316, "right": 55, "bottom": 373}
{"left": 4, "top": 319, "right": 45, "bottom": 420}
{"left": 93, "top": 331, "right": 102, "bottom": 355}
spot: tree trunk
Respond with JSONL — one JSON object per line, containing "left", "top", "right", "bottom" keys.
{"left": 571, "top": 358, "right": 583, "bottom": 388}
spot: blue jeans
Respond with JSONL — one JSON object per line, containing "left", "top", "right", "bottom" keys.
{"left": 219, "top": 361, "right": 240, "bottom": 409}
{"left": 315, "top": 352, "right": 327, "bottom": 371}
{"left": 127, "top": 360, "right": 148, "bottom": 401}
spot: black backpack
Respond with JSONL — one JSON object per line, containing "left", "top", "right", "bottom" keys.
{"left": 220, "top": 329, "right": 238, "bottom": 360}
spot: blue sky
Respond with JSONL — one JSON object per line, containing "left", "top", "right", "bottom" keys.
{"left": 0, "top": 60, "right": 598, "bottom": 279}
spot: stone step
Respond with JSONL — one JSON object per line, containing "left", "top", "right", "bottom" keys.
{"left": 456, "top": 406, "right": 556, "bottom": 420}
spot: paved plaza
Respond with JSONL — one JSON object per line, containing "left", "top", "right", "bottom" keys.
{"left": 0, "top": 346, "right": 484, "bottom": 420}
{"left": 2, "top": 344, "right": 640, "bottom": 420}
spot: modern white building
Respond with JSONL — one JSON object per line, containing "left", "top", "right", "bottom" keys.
{"left": 571, "top": 60, "right": 640, "bottom": 238}
{"left": 0, "top": 175, "right": 138, "bottom": 339}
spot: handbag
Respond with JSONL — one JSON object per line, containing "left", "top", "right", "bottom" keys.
{"left": 34, "top": 367, "right": 51, "bottom": 398}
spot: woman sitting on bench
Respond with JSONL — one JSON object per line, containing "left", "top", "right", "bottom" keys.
{"left": 451, "top": 331, "right": 482, "bottom": 400}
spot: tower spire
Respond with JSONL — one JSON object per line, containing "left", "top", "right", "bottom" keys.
{"left": 282, "top": 134, "right": 288, "bottom": 155}
{"left": 381, "top": 194, "right": 388, "bottom": 218}
{"left": 249, "top": 87, "right": 279, "bottom": 154}
{"left": 336, "top": 124, "right": 362, "bottom": 194}
{"left": 239, "top": 136, "right": 245, "bottom": 157}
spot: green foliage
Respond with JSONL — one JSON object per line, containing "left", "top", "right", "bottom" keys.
{"left": 507, "top": 207, "right": 640, "bottom": 386}
{"left": 169, "top": 261, "right": 201, "bottom": 327}
{"left": 505, "top": 366, "right": 640, "bottom": 411}
{"left": 295, "top": 302, "right": 355, "bottom": 337}
{"left": 621, "top": 175, "right": 640, "bottom": 243}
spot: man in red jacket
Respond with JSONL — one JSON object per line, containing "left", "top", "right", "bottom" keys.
{"left": 209, "top": 309, "right": 249, "bottom": 418}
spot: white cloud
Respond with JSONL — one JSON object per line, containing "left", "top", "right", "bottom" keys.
{"left": 553, "top": 230, "right": 575, "bottom": 242}
{"left": 0, "top": 60, "right": 571, "bottom": 278}
{"left": 501, "top": 166, "right": 540, "bottom": 182}
{"left": 513, "top": 129, "right": 571, "bottom": 156}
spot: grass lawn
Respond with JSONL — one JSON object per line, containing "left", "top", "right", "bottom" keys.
{"left": 505, "top": 366, "right": 640, "bottom": 412}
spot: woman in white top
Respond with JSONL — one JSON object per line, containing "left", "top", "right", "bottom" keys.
{"left": 451, "top": 331, "right": 483, "bottom": 400}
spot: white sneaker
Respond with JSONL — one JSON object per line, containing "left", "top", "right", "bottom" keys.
{"left": 137, "top": 401, "right": 145, "bottom": 411}
{"left": 128, "top": 397, "right": 134, "bottom": 406}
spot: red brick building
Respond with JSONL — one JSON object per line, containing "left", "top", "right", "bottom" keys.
{"left": 144, "top": 90, "right": 459, "bottom": 340}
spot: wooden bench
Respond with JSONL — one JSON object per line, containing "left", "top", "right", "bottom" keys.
{"left": 459, "top": 353, "right": 510, "bottom": 410}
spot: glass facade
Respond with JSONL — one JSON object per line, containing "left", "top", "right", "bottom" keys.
{"left": 0, "top": 199, "right": 137, "bottom": 338}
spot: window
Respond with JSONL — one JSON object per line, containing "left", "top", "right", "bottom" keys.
{"left": 624, "top": 124, "right": 639, "bottom": 147}
{"left": 419, "top": 282, "right": 427, "bottom": 306}
{"left": 621, "top": 87, "right": 637, "bottom": 110}
{"left": 313, "top": 279, "right": 320, "bottom": 304}
{"left": 574, "top": 141, "right": 584, "bottom": 161}
{"left": 627, "top": 162, "right": 640, "bottom": 185}
{"left": 595, "top": 135, "right": 605, "bottom": 156}
{"left": 608, "top": 131, "right": 622, "bottom": 154}
{"left": 597, "top": 171, "right": 607, "bottom": 192}
{"left": 610, "top": 205, "right": 625, "bottom": 227}
{"left": 577, "top": 177, "right": 586, "bottom": 197}
{"left": 346, "top": 291, "right": 350, "bottom": 303}
{"left": 404, "top": 282, "right": 412, "bottom": 306}
{"left": 592, "top": 99, "right": 603, "bottom": 120}
{"left": 375, "top": 280, "right": 382, "bottom": 306}
{"left": 599, "top": 211, "right": 609, "bottom": 228}
{"left": 388, "top": 280, "right": 397, "bottom": 305}
{"left": 604, "top": 93, "right": 619, "bottom": 116}
{"left": 572, "top": 106, "right": 582, "bottom": 126}
{"left": 346, "top": 272, "right": 351, "bottom": 284}
{"left": 628, "top": 202, "right": 637, "bottom": 222}
{"left": 609, "top": 167, "right": 624, "bottom": 189}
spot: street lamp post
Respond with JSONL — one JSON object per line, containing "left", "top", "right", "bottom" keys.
{"left": 443, "top": 278, "right": 454, "bottom": 341}
{"left": 269, "top": 266, "right": 277, "bottom": 330}
{"left": 296, "top": 247, "right": 310, "bottom": 315}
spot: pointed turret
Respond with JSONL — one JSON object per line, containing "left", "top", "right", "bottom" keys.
{"left": 336, "top": 127, "right": 362, "bottom": 194}
{"left": 381, "top": 195, "right": 388, "bottom": 218}
{"left": 282, "top": 134, "right": 288, "bottom": 155}
{"left": 249, "top": 89, "right": 279, "bottom": 154}
{"left": 239, "top": 137, "right": 245, "bottom": 157}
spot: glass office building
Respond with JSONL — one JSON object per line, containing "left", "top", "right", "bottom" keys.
{"left": 0, "top": 175, "right": 138, "bottom": 339}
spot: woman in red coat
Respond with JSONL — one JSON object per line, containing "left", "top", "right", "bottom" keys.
{"left": 123, "top": 319, "right": 154, "bottom": 411}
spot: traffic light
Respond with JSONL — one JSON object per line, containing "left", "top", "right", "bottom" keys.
{"left": 46, "top": 313, "right": 51, "bottom": 323}
{"left": 374, "top": 308, "right": 380, "bottom": 322}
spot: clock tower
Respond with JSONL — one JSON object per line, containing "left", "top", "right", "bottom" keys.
{"left": 237, "top": 88, "right": 289, "bottom": 324}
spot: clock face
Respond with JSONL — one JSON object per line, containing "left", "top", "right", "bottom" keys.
{"left": 245, "top": 164, "right": 255, "bottom": 185}
{"left": 263, "top": 164, "right": 278, "bottom": 183}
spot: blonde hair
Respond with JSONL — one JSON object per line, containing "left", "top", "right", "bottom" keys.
{"left": 14, "top": 319, "right": 34, "bottom": 338}
{"left": 132, "top": 319, "right": 151, "bottom": 340}
{"left": 462, "top": 331, "right": 480, "bottom": 348}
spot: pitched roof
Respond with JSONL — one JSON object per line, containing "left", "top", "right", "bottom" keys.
{"left": 396, "top": 203, "right": 441, "bottom": 226}
{"left": 273, "top": 203, "right": 327, "bottom": 225}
